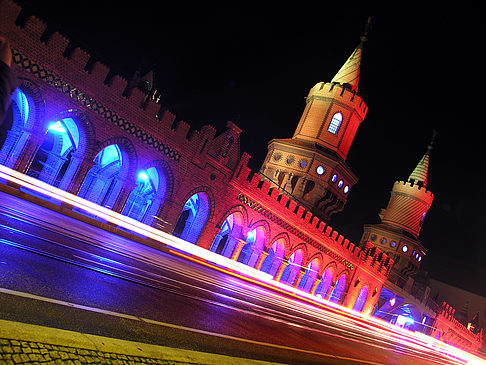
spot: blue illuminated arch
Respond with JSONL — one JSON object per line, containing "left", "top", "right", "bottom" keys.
{"left": 237, "top": 224, "right": 266, "bottom": 267}
{"left": 314, "top": 267, "right": 334, "bottom": 298}
{"left": 78, "top": 144, "right": 127, "bottom": 209}
{"left": 297, "top": 258, "right": 320, "bottom": 292}
{"left": 210, "top": 211, "right": 245, "bottom": 258}
{"left": 173, "top": 192, "right": 210, "bottom": 244}
{"left": 260, "top": 238, "right": 286, "bottom": 277}
{"left": 352, "top": 286, "right": 369, "bottom": 312}
{"left": 27, "top": 117, "right": 80, "bottom": 187}
{"left": 0, "top": 88, "right": 33, "bottom": 167}
{"left": 279, "top": 249, "right": 304, "bottom": 285}
{"left": 123, "top": 167, "right": 167, "bottom": 224}
{"left": 329, "top": 273, "right": 347, "bottom": 303}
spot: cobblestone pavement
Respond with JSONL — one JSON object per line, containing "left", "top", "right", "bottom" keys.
{"left": 0, "top": 338, "right": 193, "bottom": 364}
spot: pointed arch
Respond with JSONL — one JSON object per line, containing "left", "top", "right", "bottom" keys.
{"left": 210, "top": 205, "right": 248, "bottom": 258}
{"left": 237, "top": 219, "right": 269, "bottom": 267}
{"left": 0, "top": 78, "right": 45, "bottom": 168}
{"left": 77, "top": 137, "right": 136, "bottom": 210}
{"left": 297, "top": 255, "right": 322, "bottom": 292}
{"left": 260, "top": 236, "right": 287, "bottom": 277}
{"left": 314, "top": 265, "right": 335, "bottom": 299}
{"left": 26, "top": 110, "right": 96, "bottom": 190}
{"left": 279, "top": 247, "right": 304, "bottom": 285}
{"left": 329, "top": 271, "right": 349, "bottom": 304}
{"left": 265, "top": 232, "right": 290, "bottom": 254}
{"left": 352, "top": 285, "right": 369, "bottom": 312}
{"left": 173, "top": 187, "right": 215, "bottom": 244}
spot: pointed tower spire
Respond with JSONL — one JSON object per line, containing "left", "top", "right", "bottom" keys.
{"left": 408, "top": 131, "right": 436, "bottom": 188}
{"left": 331, "top": 17, "right": 371, "bottom": 92}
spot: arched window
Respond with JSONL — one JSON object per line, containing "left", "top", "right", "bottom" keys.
{"left": 78, "top": 144, "right": 125, "bottom": 209}
{"left": 210, "top": 212, "right": 244, "bottom": 258}
{"left": 173, "top": 192, "right": 210, "bottom": 244}
{"left": 279, "top": 249, "right": 303, "bottom": 285}
{"left": 27, "top": 117, "right": 80, "bottom": 187}
{"left": 260, "top": 239, "right": 286, "bottom": 277}
{"left": 123, "top": 167, "right": 166, "bottom": 225}
{"left": 327, "top": 112, "right": 343, "bottom": 134}
{"left": 297, "top": 259, "right": 319, "bottom": 292}
{"left": 315, "top": 268, "right": 334, "bottom": 299}
{"left": 352, "top": 286, "right": 369, "bottom": 312}
{"left": 0, "top": 88, "right": 33, "bottom": 167}
{"left": 329, "top": 274, "right": 347, "bottom": 303}
{"left": 237, "top": 225, "right": 266, "bottom": 267}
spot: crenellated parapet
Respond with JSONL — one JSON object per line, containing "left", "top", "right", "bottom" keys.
{"left": 381, "top": 180, "right": 434, "bottom": 238}
{"left": 232, "top": 156, "right": 393, "bottom": 280}
{"left": 430, "top": 302, "right": 484, "bottom": 353}
{"left": 306, "top": 82, "right": 368, "bottom": 119}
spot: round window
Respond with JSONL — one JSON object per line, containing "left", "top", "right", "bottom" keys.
{"left": 299, "top": 159, "right": 308, "bottom": 168}
{"left": 273, "top": 153, "right": 282, "bottom": 161}
{"left": 343, "top": 185, "right": 349, "bottom": 194}
{"left": 390, "top": 241, "right": 397, "bottom": 248}
{"left": 370, "top": 234, "right": 377, "bottom": 241}
{"left": 331, "top": 174, "right": 337, "bottom": 183}
{"left": 338, "top": 180, "right": 344, "bottom": 188}
{"left": 380, "top": 238, "right": 387, "bottom": 245}
{"left": 316, "top": 165, "right": 325, "bottom": 175}
{"left": 286, "top": 155, "right": 295, "bottom": 165}
{"left": 418, "top": 256, "right": 422, "bottom": 262}
{"left": 402, "top": 245, "right": 409, "bottom": 253}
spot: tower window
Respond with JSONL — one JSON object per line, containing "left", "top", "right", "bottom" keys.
{"left": 328, "top": 112, "right": 343, "bottom": 134}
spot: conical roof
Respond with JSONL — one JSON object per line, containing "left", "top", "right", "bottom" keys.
{"left": 408, "top": 132, "right": 436, "bottom": 188}
{"left": 331, "top": 42, "right": 364, "bottom": 92}
{"left": 331, "top": 18, "right": 370, "bottom": 92}
{"left": 408, "top": 149, "right": 430, "bottom": 187}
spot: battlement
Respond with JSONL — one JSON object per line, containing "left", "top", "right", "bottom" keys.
{"left": 0, "top": 0, "right": 205, "bottom": 150}
{"left": 307, "top": 82, "right": 367, "bottom": 119}
{"left": 393, "top": 181, "right": 434, "bottom": 204}
{"left": 232, "top": 157, "right": 393, "bottom": 278}
{"left": 437, "top": 302, "right": 484, "bottom": 345}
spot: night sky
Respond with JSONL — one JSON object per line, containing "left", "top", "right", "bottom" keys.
{"left": 17, "top": 2, "right": 486, "bottom": 296}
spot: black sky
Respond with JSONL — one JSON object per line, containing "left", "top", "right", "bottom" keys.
{"left": 17, "top": 1, "right": 486, "bottom": 296}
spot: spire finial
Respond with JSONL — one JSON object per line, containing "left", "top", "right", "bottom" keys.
{"left": 361, "top": 17, "right": 372, "bottom": 43}
{"left": 427, "top": 130, "right": 437, "bottom": 151}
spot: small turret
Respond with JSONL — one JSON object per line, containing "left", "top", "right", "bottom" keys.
{"left": 360, "top": 133, "right": 435, "bottom": 284}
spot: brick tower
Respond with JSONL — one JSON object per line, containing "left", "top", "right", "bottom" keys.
{"left": 259, "top": 21, "right": 370, "bottom": 221}
{"left": 360, "top": 136, "right": 435, "bottom": 285}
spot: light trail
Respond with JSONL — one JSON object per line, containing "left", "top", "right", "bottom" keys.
{"left": 0, "top": 164, "right": 485, "bottom": 364}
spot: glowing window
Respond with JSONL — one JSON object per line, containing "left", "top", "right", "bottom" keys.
{"left": 343, "top": 185, "right": 349, "bottom": 194}
{"left": 402, "top": 245, "right": 408, "bottom": 253}
{"left": 390, "top": 241, "right": 397, "bottom": 248}
{"left": 327, "top": 112, "right": 343, "bottom": 134}
{"left": 338, "top": 180, "right": 343, "bottom": 188}
{"left": 316, "top": 166, "right": 325, "bottom": 175}
{"left": 331, "top": 174, "right": 337, "bottom": 183}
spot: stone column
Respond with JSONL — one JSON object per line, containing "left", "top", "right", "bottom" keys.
{"left": 230, "top": 239, "right": 246, "bottom": 261}
{"left": 310, "top": 277, "right": 322, "bottom": 295}
{"left": 293, "top": 269, "right": 306, "bottom": 288}
{"left": 112, "top": 180, "right": 136, "bottom": 214}
{"left": 254, "top": 251, "right": 269, "bottom": 271}
{"left": 273, "top": 260, "right": 287, "bottom": 281}
{"left": 67, "top": 157, "right": 95, "bottom": 195}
